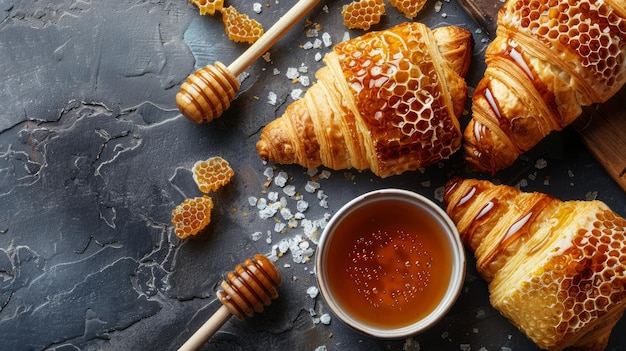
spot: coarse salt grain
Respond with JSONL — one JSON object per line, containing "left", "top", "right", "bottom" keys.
{"left": 535, "top": 158, "right": 548, "bottom": 169}
{"left": 263, "top": 167, "right": 274, "bottom": 179}
{"left": 251, "top": 231, "right": 262, "bottom": 241}
{"left": 272, "top": 68, "right": 280, "bottom": 75}
{"left": 314, "top": 52, "right": 322, "bottom": 61}
{"left": 253, "top": 3, "right": 262, "bottom": 13}
{"left": 307, "top": 286, "right": 319, "bottom": 298}
{"left": 302, "top": 41, "right": 314, "bottom": 50}
{"left": 283, "top": 184, "right": 297, "bottom": 196}
{"left": 248, "top": 196, "right": 258, "bottom": 206}
{"left": 297, "top": 199, "right": 309, "bottom": 212}
{"left": 291, "top": 89, "right": 303, "bottom": 100}
{"left": 268, "top": 91, "right": 277, "bottom": 105}
{"left": 286, "top": 67, "right": 299, "bottom": 79}
{"left": 319, "top": 313, "right": 331, "bottom": 324}
{"left": 268, "top": 191, "right": 279, "bottom": 201}
{"left": 305, "top": 181, "right": 320, "bottom": 193}
{"left": 274, "top": 171, "right": 288, "bottom": 187}
{"left": 274, "top": 222, "right": 286, "bottom": 232}
{"left": 299, "top": 75, "right": 310, "bottom": 87}
{"left": 322, "top": 32, "right": 332, "bottom": 47}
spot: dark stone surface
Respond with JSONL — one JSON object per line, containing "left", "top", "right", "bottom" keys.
{"left": 1, "top": 0, "right": 625, "bottom": 350}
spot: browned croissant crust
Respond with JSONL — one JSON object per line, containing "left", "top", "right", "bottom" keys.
{"left": 256, "top": 22, "right": 473, "bottom": 178}
{"left": 444, "top": 177, "right": 626, "bottom": 351}
{"left": 464, "top": 0, "right": 626, "bottom": 174}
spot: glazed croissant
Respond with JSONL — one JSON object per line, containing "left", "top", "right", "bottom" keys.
{"left": 444, "top": 177, "right": 626, "bottom": 351}
{"left": 256, "top": 22, "right": 473, "bottom": 178}
{"left": 464, "top": 0, "right": 626, "bottom": 174}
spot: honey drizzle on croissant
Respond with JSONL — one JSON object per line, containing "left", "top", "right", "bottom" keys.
{"left": 464, "top": 0, "right": 626, "bottom": 174}
{"left": 256, "top": 22, "right": 473, "bottom": 178}
{"left": 444, "top": 177, "right": 626, "bottom": 351}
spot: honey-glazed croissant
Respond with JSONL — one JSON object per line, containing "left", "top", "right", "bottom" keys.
{"left": 464, "top": 0, "right": 626, "bottom": 174}
{"left": 256, "top": 22, "right": 473, "bottom": 178}
{"left": 444, "top": 177, "right": 626, "bottom": 351}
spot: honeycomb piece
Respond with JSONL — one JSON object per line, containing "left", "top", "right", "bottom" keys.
{"left": 388, "top": 0, "right": 426, "bottom": 18}
{"left": 192, "top": 156, "right": 234, "bottom": 193}
{"left": 502, "top": 0, "right": 626, "bottom": 100}
{"left": 341, "top": 0, "right": 386, "bottom": 31}
{"left": 171, "top": 195, "right": 214, "bottom": 239}
{"left": 221, "top": 6, "right": 265, "bottom": 44}
{"left": 333, "top": 23, "right": 462, "bottom": 176}
{"left": 501, "top": 208, "right": 626, "bottom": 349}
{"left": 189, "top": 0, "right": 224, "bottom": 15}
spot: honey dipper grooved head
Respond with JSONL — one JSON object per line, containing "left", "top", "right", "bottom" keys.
{"left": 218, "top": 254, "right": 282, "bottom": 320}
{"left": 176, "top": 61, "right": 240, "bottom": 124}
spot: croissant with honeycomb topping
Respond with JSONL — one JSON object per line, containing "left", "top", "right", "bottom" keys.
{"left": 256, "top": 22, "right": 473, "bottom": 178}
{"left": 464, "top": 0, "right": 626, "bottom": 174}
{"left": 444, "top": 177, "right": 626, "bottom": 351}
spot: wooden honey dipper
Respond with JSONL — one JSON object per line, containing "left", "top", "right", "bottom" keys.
{"left": 176, "top": 0, "right": 320, "bottom": 124}
{"left": 178, "top": 254, "right": 282, "bottom": 351}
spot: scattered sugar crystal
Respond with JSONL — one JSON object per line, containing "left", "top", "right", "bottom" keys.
{"left": 248, "top": 196, "right": 258, "bottom": 206}
{"left": 421, "top": 181, "right": 431, "bottom": 187}
{"left": 319, "top": 170, "right": 331, "bottom": 179}
{"left": 434, "top": 0, "right": 443, "bottom": 11}
{"left": 251, "top": 231, "right": 262, "bottom": 241}
{"left": 302, "top": 41, "right": 314, "bottom": 50}
{"left": 434, "top": 186, "right": 445, "bottom": 202}
{"left": 278, "top": 239, "right": 290, "bottom": 253}
{"left": 501, "top": 348, "right": 512, "bottom": 351}
{"left": 568, "top": 169, "right": 575, "bottom": 177}
{"left": 266, "top": 233, "right": 272, "bottom": 244}
{"left": 544, "top": 178, "right": 550, "bottom": 186}
{"left": 441, "top": 12, "right": 447, "bottom": 18}
{"left": 322, "top": 4, "right": 329, "bottom": 12}
{"left": 298, "top": 64, "right": 308, "bottom": 73}
{"left": 257, "top": 197, "right": 267, "bottom": 209}
{"left": 286, "top": 67, "right": 300, "bottom": 79}
{"left": 279, "top": 196, "right": 288, "bottom": 207}
{"left": 299, "top": 75, "right": 310, "bottom": 87}
{"left": 342, "top": 31, "right": 350, "bottom": 42}
{"left": 291, "top": 89, "right": 303, "bottom": 100}
{"left": 284, "top": 263, "right": 291, "bottom": 268}
{"left": 518, "top": 178, "right": 528, "bottom": 187}
{"left": 307, "top": 286, "right": 319, "bottom": 298}
{"left": 253, "top": 3, "right": 262, "bottom": 13}
{"left": 294, "top": 212, "right": 306, "bottom": 219}
{"left": 272, "top": 68, "right": 280, "bottom": 75}
{"left": 274, "top": 222, "right": 286, "bottom": 232}
{"left": 280, "top": 207, "right": 293, "bottom": 220}
{"left": 297, "top": 199, "right": 309, "bottom": 212}
{"left": 314, "top": 52, "right": 322, "bottom": 61}
{"left": 313, "top": 38, "right": 323, "bottom": 49}
{"left": 320, "top": 313, "right": 331, "bottom": 324}
{"left": 309, "top": 308, "right": 316, "bottom": 316}
{"left": 585, "top": 191, "right": 598, "bottom": 201}
{"left": 314, "top": 346, "right": 327, "bottom": 351}
{"left": 263, "top": 167, "right": 274, "bottom": 179}
{"left": 473, "top": 328, "right": 479, "bottom": 334}
{"left": 268, "top": 91, "right": 277, "bottom": 105}
{"left": 313, "top": 317, "right": 320, "bottom": 324}
{"left": 237, "top": 71, "right": 249, "bottom": 83}
{"left": 306, "top": 28, "right": 318, "bottom": 37}
{"left": 307, "top": 168, "right": 319, "bottom": 177}
{"left": 283, "top": 184, "right": 297, "bottom": 196}
{"left": 475, "top": 28, "right": 483, "bottom": 34}
{"left": 476, "top": 309, "right": 486, "bottom": 318}
{"left": 322, "top": 32, "right": 332, "bottom": 47}
{"left": 528, "top": 173, "right": 536, "bottom": 181}
{"left": 274, "top": 171, "right": 289, "bottom": 187}
{"left": 535, "top": 158, "right": 548, "bottom": 169}
{"left": 268, "top": 191, "right": 279, "bottom": 202}
{"left": 288, "top": 218, "right": 298, "bottom": 228}
{"left": 460, "top": 345, "right": 471, "bottom": 351}
{"left": 299, "top": 240, "right": 310, "bottom": 250}
{"left": 259, "top": 202, "right": 280, "bottom": 219}
{"left": 477, "top": 348, "right": 488, "bottom": 351}
{"left": 305, "top": 181, "right": 320, "bottom": 193}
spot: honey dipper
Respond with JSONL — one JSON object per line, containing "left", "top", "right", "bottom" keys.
{"left": 176, "top": 0, "right": 320, "bottom": 124}
{"left": 178, "top": 254, "right": 282, "bottom": 351}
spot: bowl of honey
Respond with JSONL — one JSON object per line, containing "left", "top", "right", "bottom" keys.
{"left": 315, "top": 189, "right": 465, "bottom": 339}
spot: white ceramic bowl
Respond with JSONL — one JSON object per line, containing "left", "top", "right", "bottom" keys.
{"left": 315, "top": 189, "right": 465, "bottom": 339}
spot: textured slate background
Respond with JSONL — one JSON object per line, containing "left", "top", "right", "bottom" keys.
{"left": 1, "top": 0, "right": 625, "bottom": 350}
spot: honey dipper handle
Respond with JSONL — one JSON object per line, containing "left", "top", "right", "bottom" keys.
{"left": 227, "top": 0, "right": 320, "bottom": 77}
{"left": 177, "top": 305, "right": 232, "bottom": 351}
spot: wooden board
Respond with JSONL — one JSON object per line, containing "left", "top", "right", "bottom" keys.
{"left": 458, "top": 0, "right": 626, "bottom": 192}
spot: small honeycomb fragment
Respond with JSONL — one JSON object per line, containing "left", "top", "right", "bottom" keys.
{"left": 189, "top": 0, "right": 224, "bottom": 15}
{"left": 192, "top": 156, "right": 235, "bottom": 193}
{"left": 341, "top": 0, "right": 386, "bottom": 31}
{"left": 221, "top": 6, "right": 265, "bottom": 44}
{"left": 171, "top": 195, "right": 214, "bottom": 239}
{"left": 388, "top": 0, "right": 426, "bottom": 19}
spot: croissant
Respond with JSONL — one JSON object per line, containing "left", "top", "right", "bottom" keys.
{"left": 463, "top": 0, "right": 626, "bottom": 174}
{"left": 444, "top": 177, "right": 626, "bottom": 351}
{"left": 256, "top": 22, "right": 473, "bottom": 178}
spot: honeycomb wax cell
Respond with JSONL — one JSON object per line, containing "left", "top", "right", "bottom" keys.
{"left": 341, "top": 0, "right": 386, "bottom": 30}
{"left": 192, "top": 156, "right": 234, "bottom": 193}
{"left": 171, "top": 195, "right": 214, "bottom": 239}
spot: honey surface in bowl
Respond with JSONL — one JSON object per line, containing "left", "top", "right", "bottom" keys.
{"left": 324, "top": 198, "right": 453, "bottom": 329}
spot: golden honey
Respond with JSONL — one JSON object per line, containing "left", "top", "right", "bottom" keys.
{"left": 323, "top": 197, "right": 454, "bottom": 329}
